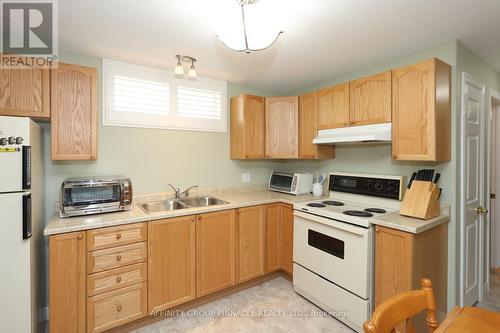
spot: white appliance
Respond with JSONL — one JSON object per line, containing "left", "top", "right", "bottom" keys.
{"left": 293, "top": 172, "right": 405, "bottom": 333}
{"left": 268, "top": 171, "right": 313, "bottom": 195}
{"left": 312, "top": 123, "right": 392, "bottom": 144}
{"left": 0, "top": 116, "right": 44, "bottom": 333}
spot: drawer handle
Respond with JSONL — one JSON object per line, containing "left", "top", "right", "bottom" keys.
{"left": 116, "top": 255, "right": 122, "bottom": 262}
{"left": 116, "top": 276, "right": 122, "bottom": 283}
{"left": 77, "top": 234, "right": 83, "bottom": 240}
{"left": 117, "top": 305, "right": 122, "bottom": 312}
{"left": 116, "top": 234, "right": 122, "bottom": 240}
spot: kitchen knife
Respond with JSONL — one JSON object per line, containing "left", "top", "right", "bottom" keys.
{"left": 433, "top": 173, "right": 441, "bottom": 184}
{"left": 408, "top": 172, "right": 417, "bottom": 189}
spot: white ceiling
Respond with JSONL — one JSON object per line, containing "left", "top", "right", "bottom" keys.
{"left": 59, "top": 0, "right": 500, "bottom": 93}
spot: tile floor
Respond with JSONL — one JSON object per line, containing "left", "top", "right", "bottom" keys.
{"left": 132, "top": 277, "right": 354, "bottom": 333}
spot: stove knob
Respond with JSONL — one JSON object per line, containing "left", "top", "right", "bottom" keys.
{"left": 15, "top": 137, "right": 23, "bottom": 145}
{"left": 0, "top": 137, "right": 7, "bottom": 146}
{"left": 8, "top": 136, "right": 16, "bottom": 145}
{"left": 374, "top": 182, "right": 384, "bottom": 191}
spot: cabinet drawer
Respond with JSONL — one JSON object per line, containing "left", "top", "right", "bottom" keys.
{"left": 87, "top": 242, "right": 147, "bottom": 274}
{"left": 87, "top": 262, "right": 147, "bottom": 296}
{"left": 87, "top": 282, "right": 147, "bottom": 333}
{"left": 87, "top": 223, "right": 147, "bottom": 251}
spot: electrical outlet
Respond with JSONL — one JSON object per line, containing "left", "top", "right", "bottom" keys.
{"left": 241, "top": 173, "right": 251, "bottom": 183}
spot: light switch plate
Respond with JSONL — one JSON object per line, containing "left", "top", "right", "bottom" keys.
{"left": 241, "top": 173, "right": 251, "bottom": 183}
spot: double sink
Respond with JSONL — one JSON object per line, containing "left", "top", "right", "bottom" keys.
{"left": 139, "top": 196, "right": 229, "bottom": 214}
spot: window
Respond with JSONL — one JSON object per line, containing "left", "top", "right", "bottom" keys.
{"left": 103, "top": 59, "right": 227, "bottom": 132}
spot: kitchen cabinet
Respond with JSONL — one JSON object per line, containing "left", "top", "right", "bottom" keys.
{"left": 0, "top": 55, "right": 50, "bottom": 119}
{"left": 230, "top": 94, "right": 266, "bottom": 159}
{"left": 265, "top": 204, "right": 281, "bottom": 273}
{"left": 196, "top": 210, "right": 236, "bottom": 297}
{"left": 316, "top": 83, "right": 350, "bottom": 129}
{"left": 279, "top": 204, "right": 294, "bottom": 276}
{"left": 265, "top": 96, "right": 299, "bottom": 159}
{"left": 51, "top": 62, "right": 98, "bottom": 160}
{"left": 49, "top": 231, "right": 87, "bottom": 333}
{"left": 392, "top": 58, "right": 451, "bottom": 161}
{"left": 374, "top": 224, "right": 448, "bottom": 331}
{"left": 349, "top": 71, "right": 392, "bottom": 126}
{"left": 236, "top": 206, "right": 265, "bottom": 283}
{"left": 299, "top": 92, "right": 335, "bottom": 159}
{"left": 148, "top": 216, "right": 196, "bottom": 313}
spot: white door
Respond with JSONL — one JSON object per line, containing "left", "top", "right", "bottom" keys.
{"left": 460, "top": 73, "right": 486, "bottom": 306}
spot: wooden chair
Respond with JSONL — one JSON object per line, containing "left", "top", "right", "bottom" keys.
{"left": 363, "top": 278, "right": 439, "bottom": 333}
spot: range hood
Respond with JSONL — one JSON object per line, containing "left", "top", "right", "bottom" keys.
{"left": 313, "top": 123, "right": 392, "bottom": 145}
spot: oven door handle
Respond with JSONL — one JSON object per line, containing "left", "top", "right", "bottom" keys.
{"left": 294, "top": 211, "right": 367, "bottom": 237}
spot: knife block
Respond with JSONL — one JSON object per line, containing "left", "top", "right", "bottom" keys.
{"left": 399, "top": 181, "right": 441, "bottom": 220}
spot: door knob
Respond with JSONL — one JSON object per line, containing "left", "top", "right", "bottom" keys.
{"left": 475, "top": 206, "right": 489, "bottom": 215}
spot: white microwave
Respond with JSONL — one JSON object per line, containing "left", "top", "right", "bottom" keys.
{"left": 268, "top": 171, "right": 313, "bottom": 195}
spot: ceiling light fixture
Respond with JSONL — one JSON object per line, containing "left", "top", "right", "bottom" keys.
{"left": 174, "top": 55, "right": 197, "bottom": 79}
{"left": 216, "top": 0, "right": 283, "bottom": 54}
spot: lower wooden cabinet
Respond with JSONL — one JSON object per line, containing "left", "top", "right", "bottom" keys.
{"left": 279, "top": 204, "right": 294, "bottom": 275}
{"left": 265, "top": 204, "right": 281, "bottom": 272}
{"left": 49, "top": 231, "right": 87, "bottom": 333}
{"left": 236, "top": 206, "right": 265, "bottom": 283}
{"left": 148, "top": 216, "right": 196, "bottom": 313}
{"left": 196, "top": 210, "right": 236, "bottom": 297}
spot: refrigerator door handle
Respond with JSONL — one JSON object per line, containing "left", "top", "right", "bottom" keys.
{"left": 22, "top": 146, "right": 31, "bottom": 190}
{"left": 22, "top": 193, "right": 32, "bottom": 239}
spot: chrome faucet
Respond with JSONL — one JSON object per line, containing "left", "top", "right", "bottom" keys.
{"left": 168, "top": 184, "right": 198, "bottom": 199}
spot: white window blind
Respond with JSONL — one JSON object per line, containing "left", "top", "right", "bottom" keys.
{"left": 103, "top": 59, "right": 227, "bottom": 132}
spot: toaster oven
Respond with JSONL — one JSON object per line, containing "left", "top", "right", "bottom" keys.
{"left": 60, "top": 176, "right": 133, "bottom": 218}
{"left": 268, "top": 171, "right": 313, "bottom": 195}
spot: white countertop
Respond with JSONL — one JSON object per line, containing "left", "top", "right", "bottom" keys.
{"left": 44, "top": 189, "right": 451, "bottom": 236}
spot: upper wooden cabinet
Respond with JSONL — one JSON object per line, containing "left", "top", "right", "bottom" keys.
{"left": 230, "top": 94, "right": 266, "bottom": 159}
{"left": 51, "top": 63, "right": 98, "bottom": 160}
{"left": 265, "top": 96, "right": 299, "bottom": 159}
{"left": 316, "top": 83, "right": 350, "bottom": 129}
{"left": 0, "top": 55, "right": 50, "bottom": 119}
{"left": 392, "top": 58, "right": 451, "bottom": 161}
{"left": 299, "top": 92, "right": 335, "bottom": 159}
{"left": 349, "top": 71, "right": 392, "bottom": 126}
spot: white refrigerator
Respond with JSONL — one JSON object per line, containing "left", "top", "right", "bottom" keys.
{"left": 0, "top": 116, "right": 44, "bottom": 333}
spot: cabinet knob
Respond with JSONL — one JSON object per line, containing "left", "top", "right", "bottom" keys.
{"left": 116, "top": 276, "right": 122, "bottom": 283}
{"left": 116, "top": 234, "right": 122, "bottom": 240}
{"left": 376, "top": 228, "right": 381, "bottom": 233}
{"left": 350, "top": 121, "right": 355, "bottom": 125}
{"left": 116, "top": 255, "right": 122, "bottom": 262}
{"left": 117, "top": 305, "right": 122, "bottom": 312}
{"left": 77, "top": 234, "right": 83, "bottom": 240}
{"left": 343, "top": 122, "right": 348, "bottom": 126}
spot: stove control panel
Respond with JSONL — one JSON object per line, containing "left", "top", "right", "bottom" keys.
{"left": 329, "top": 173, "right": 405, "bottom": 200}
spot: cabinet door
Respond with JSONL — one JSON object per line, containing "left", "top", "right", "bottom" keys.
{"left": 196, "top": 210, "right": 236, "bottom": 297}
{"left": 266, "top": 96, "right": 299, "bottom": 159}
{"left": 392, "top": 58, "right": 451, "bottom": 161}
{"left": 51, "top": 63, "right": 98, "bottom": 160}
{"left": 236, "top": 206, "right": 265, "bottom": 283}
{"left": 279, "top": 204, "right": 294, "bottom": 275}
{"left": 230, "top": 94, "right": 265, "bottom": 159}
{"left": 299, "top": 92, "right": 335, "bottom": 160}
{"left": 49, "top": 232, "right": 86, "bottom": 333}
{"left": 265, "top": 204, "right": 281, "bottom": 273}
{"left": 0, "top": 55, "right": 50, "bottom": 119}
{"left": 349, "top": 71, "right": 391, "bottom": 126}
{"left": 148, "top": 216, "right": 196, "bottom": 313}
{"left": 316, "top": 83, "right": 350, "bottom": 129}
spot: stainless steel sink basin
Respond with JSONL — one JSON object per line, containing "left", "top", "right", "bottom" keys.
{"left": 139, "top": 200, "right": 189, "bottom": 214}
{"left": 139, "top": 196, "right": 228, "bottom": 214}
{"left": 179, "top": 196, "right": 229, "bottom": 207}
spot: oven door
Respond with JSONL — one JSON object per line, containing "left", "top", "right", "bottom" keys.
{"left": 61, "top": 181, "right": 121, "bottom": 216}
{"left": 293, "top": 211, "right": 372, "bottom": 299}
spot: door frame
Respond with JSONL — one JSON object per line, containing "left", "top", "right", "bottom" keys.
{"left": 459, "top": 72, "right": 487, "bottom": 306}
{"left": 489, "top": 88, "right": 500, "bottom": 273}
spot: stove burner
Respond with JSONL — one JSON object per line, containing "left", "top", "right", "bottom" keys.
{"left": 364, "top": 208, "right": 386, "bottom": 214}
{"left": 307, "top": 203, "right": 327, "bottom": 208}
{"left": 322, "top": 200, "right": 345, "bottom": 206}
{"left": 343, "top": 210, "right": 374, "bottom": 217}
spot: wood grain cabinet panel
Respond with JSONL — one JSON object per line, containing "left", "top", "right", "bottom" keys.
{"left": 51, "top": 62, "right": 98, "bottom": 160}
{"left": 230, "top": 94, "right": 266, "bottom": 159}
{"left": 87, "top": 223, "right": 147, "bottom": 251}
{"left": 49, "top": 232, "right": 87, "bottom": 333}
{"left": 316, "top": 83, "right": 350, "bottom": 129}
{"left": 0, "top": 55, "right": 50, "bottom": 119}
{"left": 148, "top": 216, "right": 196, "bottom": 313}
{"left": 299, "top": 92, "right": 335, "bottom": 160}
{"left": 392, "top": 58, "right": 451, "bottom": 161}
{"left": 87, "top": 262, "right": 147, "bottom": 297}
{"left": 349, "top": 71, "right": 392, "bottom": 126}
{"left": 265, "top": 96, "right": 299, "bottom": 159}
{"left": 265, "top": 204, "right": 281, "bottom": 273}
{"left": 87, "top": 242, "right": 147, "bottom": 274}
{"left": 236, "top": 206, "right": 265, "bottom": 283}
{"left": 196, "top": 210, "right": 236, "bottom": 297}
{"left": 279, "top": 204, "right": 294, "bottom": 276}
